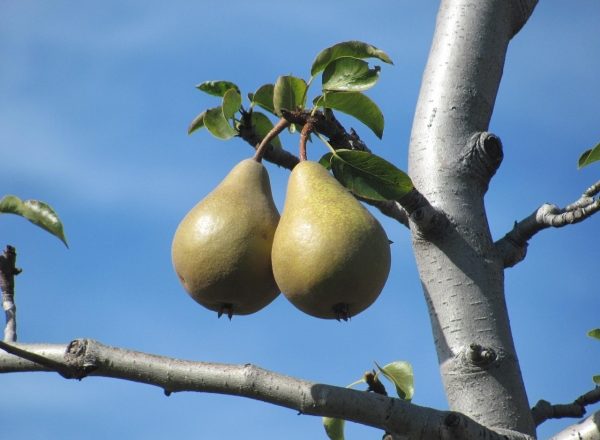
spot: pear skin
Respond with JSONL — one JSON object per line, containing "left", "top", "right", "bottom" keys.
{"left": 171, "top": 159, "right": 280, "bottom": 317}
{"left": 271, "top": 160, "right": 391, "bottom": 320}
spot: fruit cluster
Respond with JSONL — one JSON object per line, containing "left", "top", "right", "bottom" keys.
{"left": 171, "top": 158, "right": 391, "bottom": 321}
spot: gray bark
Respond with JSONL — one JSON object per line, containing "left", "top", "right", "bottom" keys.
{"left": 407, "top": 0, "right": 537, "bottom": 436}
{"left": 550, "top": 412, "right": 600, "bottom": 440}
{"left": 0, "top": 340, "right": 534, "bottom": 440}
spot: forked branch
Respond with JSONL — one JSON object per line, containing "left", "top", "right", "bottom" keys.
{"left": 495, "top": 180, "right": 600, "bottom": 267}
{"left": 0, "top": 339, "right": 533, "bottom": 440}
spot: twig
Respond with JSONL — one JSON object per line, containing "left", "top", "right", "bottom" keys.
{"left": 532, "top": 387, "right": 600, "bottom": 426}
{"left": 495, "top": 180, "right": 600, "bottom": 267}
{"left": 0, "top": 340, "right": 75, "bottom": 378}
{"left": 0, "top": 339, "right": 534, "bottom": 440}
{"left": 252, "top": 116, "right": 290, "bottom": 162}
{"left": 299, "top": 118, "right": 315, "bottom": 161}
{"left": 0, "top": 245, "right": 22, "bottom": 342}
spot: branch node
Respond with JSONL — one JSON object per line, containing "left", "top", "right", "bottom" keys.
{"left": 444, "top": 411, "right": 462, "bottom": 428}
{"left": 460, "top": 132, "right": 503, "bottom": 192}
{"left": 65, "top": 339, "right": 99, "bottom": 379}
{"left": 468, "top": 343, "right": 497, "bottom": 367}
{"left": 398, "top": 189, "right": 450, "bottom": 239}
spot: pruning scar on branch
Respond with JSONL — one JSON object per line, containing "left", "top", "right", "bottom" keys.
{"left": 495, "top": 180, "right": 600, "bottom": 268}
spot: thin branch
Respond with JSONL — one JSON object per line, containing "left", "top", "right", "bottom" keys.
{"left": 495, "top": 180, "right": 600, "bottom": 268}
{"left": 1, "top": 245, "right": 22, "bottom": 342}
{"left": 237, "top": 108, "right": 417, "bottom": 228}
{"left": 237, "top": 110, "right": 299, "bottom": 169}
{"left": 532, "top": 387, "right": 600, "bottom": 426}
{"left": 0, "top": 339, "right": 534, "bottom": 440}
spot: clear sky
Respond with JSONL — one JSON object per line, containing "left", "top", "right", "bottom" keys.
{"left": 1, "top": 1, "right": 599, "bottom": 439}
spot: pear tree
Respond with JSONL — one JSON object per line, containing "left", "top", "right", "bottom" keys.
{"left": 1, "top": 2, "right": 600, "bottom": 440}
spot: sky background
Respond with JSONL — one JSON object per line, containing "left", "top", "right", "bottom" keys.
{"left": 1, "top": 1, "right": 599, "bottom": 439}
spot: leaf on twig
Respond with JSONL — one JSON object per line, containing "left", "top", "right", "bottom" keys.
{"left": 311, "top": 40, "right": 393, "bottom": 76}
{"left": 188, "top": 110, "right": 206, "bottom": 134}
{"left": 322, "top": 57, "right": 380, "bottom": 92}
{"left": 0, "top": 195, "right": 68, "bottom": 247}
{"left": 330, "top": 150, "right": 413, "bottom": 201}
{"left": 196, "top": 80, "right": 240, "bottom": 97}
{"left": 323, "top": 417, "right": 345, "bottom": 440}
{"left": 251, "top": 84, "right": 276, "bottom": 115}
{"left": 204, "top": 106, "right": 237, "bottom": 139}
{"left": 588, "top": 328, "right": 600, "bottom": 340}
{"left": 320, "top": 91, "right": 384, "bottom": 139}
{"left": 375, "top": 361, "right": 414, "bottom": 401}
{"left": 578, "top": 142, "right": 600, "bottom": 169}
{"left": 273, "top": 75, "right": 307, "bottom": 116}
{"left": 222, "top": 89, "right": 242, "bottom": 120}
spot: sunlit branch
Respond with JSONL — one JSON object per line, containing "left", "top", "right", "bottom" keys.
{"left": 495, "top": 180, "right": 600, "bottom": 268}
{"left": 550, "top": 410, "right": 600, "bottom": 440}
{"left": 0, "top": 339, "right": 533, "bottom": 440}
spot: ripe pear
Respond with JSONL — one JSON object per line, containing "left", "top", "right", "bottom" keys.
{"left": 271, "top": 160, "right": 391, "bottom": 320}
{"left": 171, "top": 159, "right": 280, "bottom": 318}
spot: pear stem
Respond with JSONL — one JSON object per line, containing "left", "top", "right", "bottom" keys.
{"left": 299, "top": 119, "right": 315, "bottom": 162}
{"left": 253, "top": 117, "right": 290, "bottom": 163}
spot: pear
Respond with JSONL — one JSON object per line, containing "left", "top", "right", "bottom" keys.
{"left": 171, "top": 159, "right": 280, "bottom": 318}
{"left": 271, "top": 160, "right": 391, "bottom": 320}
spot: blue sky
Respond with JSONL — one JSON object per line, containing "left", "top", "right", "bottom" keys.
{"left": 1, "top": 1, "right": 599, "bottom": 439}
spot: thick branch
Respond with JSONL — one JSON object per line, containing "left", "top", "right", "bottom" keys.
{"left": 0, "top": 339, "right": 533, "bottom": 440}
{"left": 532, "top": 387, "right": 600, "bottom": 426}
{"left": 495, "top": 180, "right": 600, "bottom": 268}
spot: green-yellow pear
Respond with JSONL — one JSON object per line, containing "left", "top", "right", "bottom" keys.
{"left": 171, "top": 159, "right": 280, "bottom": 318}
{"left": 271, "top": 160, "right": 391, "bottom": 320}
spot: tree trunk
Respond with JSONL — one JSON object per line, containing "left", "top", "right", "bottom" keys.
{"left": 408, "top": 0, "right": 537, "bottom": 436}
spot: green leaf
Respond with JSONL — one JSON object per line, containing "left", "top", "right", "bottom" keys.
{"left": 203, "top": 106, "right": 237, "bottom": 140}
{"left": 588, "top": 328, "right": 600, "bottom": 340}
{"left": 594, "top": 375, "right": 600, "bottom": 385}
{"left": 322, "top": 57, "right": 380, "bottom": 92}
{"left": 319, "top": 152, "right": 333, "bottom": 170}
{"left": 311, "top": 40, "right": 393, "bottom": 76}
{"left": 322, "top": 417, "right": 345, "bottom": 440}
{"left": 0, "top": 195, "right": 68, "bottom": 247}
{"left": 187, "top": 110, "right": 206, "bottom": 135}
{"left": 273, "top": 75, "right": 307, "bottom": 116}
{"left": 375, "top": 361, "right": 414, "bottom": 401}
{"left": 320, "top": 91, "right": 384, "bottom": 139}
{"left": 252, "top": 84, "right": 276, "bottom": 115}
{"left": 578, "top": 142, "right": 600, "bottom": 169}
{"left": 330, "top": 150, "right": 413, "bottom": 201}
{"left": 251, "top": 111, "right": 282, "bottom": 148}
{"left": 196, "top": 80, "right": 240, "bottom": 97}
{"left": 222, "top": 89, "right": 242, "bottom": 119}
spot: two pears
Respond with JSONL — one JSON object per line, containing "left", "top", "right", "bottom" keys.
{"left": 172, "top": 157, "right": 391, "bottom": 321}
{"left": 272, "top": 161, "right": 391, "bottom": 320}
{"left": 171, "top": 159, "right": 280, "bottom": 318}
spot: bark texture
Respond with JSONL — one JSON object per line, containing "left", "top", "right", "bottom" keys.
{"left": 407, "top": 0, "right": 537, "bottom": 436}
{"left": 0, "top": 340, "right": 534, "bottom": 440}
